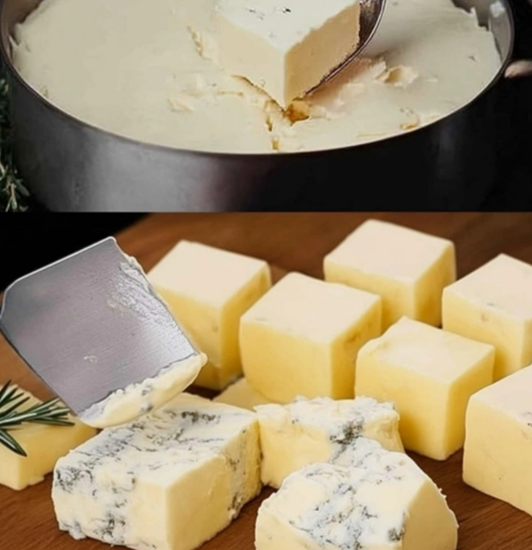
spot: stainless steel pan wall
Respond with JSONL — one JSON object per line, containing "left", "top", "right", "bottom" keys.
{"left": 0, "top": 0, "right": 514, "bottom": 211}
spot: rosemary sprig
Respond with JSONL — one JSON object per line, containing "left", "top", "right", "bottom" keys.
{"left": 0, "top": 380, "right": 74, "bottom": 457}
{"left": 0, "top": 76, "right": 29, "bottom": 212}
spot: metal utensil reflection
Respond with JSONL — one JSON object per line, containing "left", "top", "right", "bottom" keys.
{"left": 309, "top": 0, "right": 387, "bottom": 93}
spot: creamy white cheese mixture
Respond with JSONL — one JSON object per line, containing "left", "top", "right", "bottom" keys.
{"left": 12, "top": 0, "right": 501, "bottom": 153}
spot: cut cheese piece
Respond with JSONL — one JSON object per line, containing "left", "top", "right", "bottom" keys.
{"left": 442, "top": 253, "right": 532, "bottom": 381}
{"left": 356, "top": 317, "right": 495, "bottom": 460}
{"left": 463, "top": 365, "right": 532, "bottom": 515}
{"left": 213, "top": 377, "right": 273, "bottom": 410}
{"left": 52, "top": 394, "right": 261, "bottom": 550}
{"left": 148, "top": 240, "right": 271, "bottom": 391}
{"left": 255, "top": 396, "right": 404, "bottom": 488}
{"left": 214, "top": 0, "right": 360, "bottom": 109}
{"left": 240, "top": 272, "right": 382, "bottom": 403}
{"left": 0, "top": 386, "right": 96, "bottom": 491}
{"left": 255, "top": 438, "right": 458, "bottom": 550}
{"left": 79, "top": 351, "right": 207, "bottom": 429}
{"left": 324, "top": 219, "right": 456, "bottom": 329}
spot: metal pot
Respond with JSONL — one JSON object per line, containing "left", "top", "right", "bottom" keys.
{"left": 0, "top": 0, "right": 526, "bottom": 211}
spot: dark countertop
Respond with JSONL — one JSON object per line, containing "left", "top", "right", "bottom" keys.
{"left": 0, "top": 214, "right": 146, "bottom": 289}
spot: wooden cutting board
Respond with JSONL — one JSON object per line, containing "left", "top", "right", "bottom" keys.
{"left": 2, "top": 212, "right": 532, "bottom": 550}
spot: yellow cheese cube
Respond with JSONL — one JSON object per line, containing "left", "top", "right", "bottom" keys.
{"left": 240, "top": 272, "right": 382, "bottom": 403}
{"left": 324, "top": 219, "right": 456, "bottom": 329}
{"left": 356, "top": 317, "right": 495, "bottom": 460}
{"left": 213, "top": 377, "right": 273, "bottom": 410}
{"left": 442, "top": 253, "right": 532, "bottom": 381}
{"left": 0, "top": 387, "right": 96, "bottom": 491}
{"left": 463, "top": 365, "right": 532, "bottom": 515}
{"left": 148, "top": 240, "right": 272, "bottom": 391}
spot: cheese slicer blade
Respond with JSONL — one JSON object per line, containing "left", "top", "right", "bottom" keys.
{"left": 0, "top": 237, "right": 202, "bottom": 425}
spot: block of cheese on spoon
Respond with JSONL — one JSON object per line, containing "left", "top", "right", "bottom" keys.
{"left": 214, "top": 0, "right": 361, "bottom": 108}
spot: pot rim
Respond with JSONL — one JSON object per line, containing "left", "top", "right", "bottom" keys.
{"left": 0, "top": 0, "right": 516, "bottom": 159}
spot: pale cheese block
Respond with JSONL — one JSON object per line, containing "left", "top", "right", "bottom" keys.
{"left": 255, "top": 396, "right": 404, "bottom": 488}
{"left": 324, "top": 219, "right": 456, "bottom": 329}
{"left": 240, "top": 272, "right": 382, "bottom": 403}
{"left": 463, "top": 365, "right": 532, "bottom": 515}
{"left": 442, "top": 253, "right": 532, "bottom": 381}
{"left": 356, "top": 317, "right": 495, "bottom": 460}
{"left": 255, "top": 438, "right": 458, "bottom": 550}
{"left": 0, "top": 387, "right": 96, "bottom": 491}
{"left": 148, "top": 240, "right": 272, "bottom": 391}
{"left": 214, "top": 0, "right": 360, "bottom": 108}
{"left": 213, "top": 377, "right": 273, "bottom": 410}
{"left": 52, "top": 394, "right": 261, "bottom": 550}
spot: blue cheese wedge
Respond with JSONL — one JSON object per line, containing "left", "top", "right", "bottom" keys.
{"left": 79, "top": 352, "right": 207, "bottom": 429}
{"left": 52, "top": 393, "right": 261, "bottom": 550}
{"left": 256, "top": 438, "right": 458, "bottom": 550}
{"left": 214, "top": 0, "right": 360, "bottom": 108}
{"left": 255, "top": 396, "right": 404, "bottom": 488}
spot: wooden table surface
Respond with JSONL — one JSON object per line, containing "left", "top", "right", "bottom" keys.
{"left": 2, "top": 212, "right": 532, "bottom": 550}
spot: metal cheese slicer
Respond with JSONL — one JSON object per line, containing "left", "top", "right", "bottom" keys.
{"left": 0, "top": 237, "right": 199, "bottom": 419}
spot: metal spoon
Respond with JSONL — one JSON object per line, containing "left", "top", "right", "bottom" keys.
{"left": 308, "top": 0, "right": 387, "bottom": 94}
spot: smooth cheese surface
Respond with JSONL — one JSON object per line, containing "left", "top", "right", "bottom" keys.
{"left": 79, "top": 352, "right": 207, "bottom": 428}
{"left": 148, "top": 241, "right": 271, "bottom": 390}
{"left": 215, "top": 0, "right": 360, "bottom": 108}
{"left": 12, "top": 0, "right": 500, "bottom": 153}
{"left": 0, "top": 387, "right": 96, "bottom": 491}
{"left": 255, "top": 396, "right": 404, "bottom": 488}
{"left": 52, "top": 394, "right": 261, "bottom": 550}
{"left": 324, "top": 219, "right": 456, "bottom": 328}
{"left": 442, "top": 253, "right": 532, "bottom": 381}
{"left": 149, "top": 241, "right": 271, "bottom": 307}
{"left": 356, "top": 317, "right": 495, "bottom": 460}
{"left": 463, "top": 365, "right": 532, "bottom": 516}
{"left": 256, "top": 439, "right": 458, "bottom": 550}
{"left": 213, "top": 377, "right": 273, "bottom": 410}
{"left": 240, "top": 272, "right": 382, "bottom": 402}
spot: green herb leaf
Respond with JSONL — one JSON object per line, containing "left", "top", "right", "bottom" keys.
{"left": 0, "top": 428, "right": 26, "bottom": 457}
{"left": 0, "top": 381, "right": 74, "bottom": 456}
{"left": 0, "top": 76, "right": 29, "bottom": 212}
